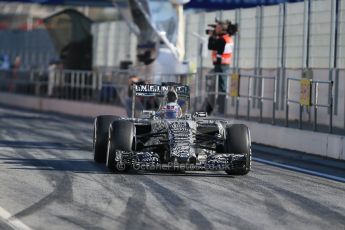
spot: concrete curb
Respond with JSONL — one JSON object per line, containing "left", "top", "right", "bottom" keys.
{"left": 231, "top": 119, "right": 345, "bottom": 161}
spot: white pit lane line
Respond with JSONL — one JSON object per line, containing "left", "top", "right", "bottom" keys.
{"left": 253, "top": 157, "right": 345, "bottom": 183}
{"left": 0, "top": 206, "right": 32, "bottom": 230}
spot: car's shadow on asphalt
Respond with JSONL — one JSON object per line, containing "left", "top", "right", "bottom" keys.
{"left": 0, "top": 157, "right": 111, "bottom": 174}
{"left": 0, "top": 140, "right": 91, "bottom": 151}
{"left": 1, "top": 156, "right": 237, "bottom": 178}
{"left": 123, "top": 169, "right": 235, "bottom": 178}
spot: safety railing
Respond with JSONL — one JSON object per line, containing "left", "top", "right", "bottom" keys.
{"left": 236, "top": 74, "right": 276, "bottom": 124}
{"left": 0, "top": 69, "right": 132, "bottom": 105}
{"left": 285, "top": 77, "right": 333, "bottom": 133}
{"left": 0, "top": 70, "right": 45, "bottom": 95}
{"left": 204, "top": 72, "right": 277, "bottom": 124}
{"left": 0, "top": 69, "right": 197, "bottom": 108}
{"left": 204, "top": 72, "right": 231, "bottom": 118}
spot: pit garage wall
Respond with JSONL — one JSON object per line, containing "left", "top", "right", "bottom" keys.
{"left": 184, "top": 0, "right": 345, "bottom": 131}
{"left": 0, "top": 29, "right": 58, "bottom": 70}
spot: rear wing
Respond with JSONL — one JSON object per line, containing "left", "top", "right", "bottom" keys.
{"left": 134, "top": 84, "right": 189, "bottom": 97}
{"left": 131, "top": 83, "right": 190, "bottom": 118}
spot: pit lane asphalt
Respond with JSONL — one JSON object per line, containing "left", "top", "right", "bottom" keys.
{"left": 0, "top": 105, "right": 344, "bottom": 230}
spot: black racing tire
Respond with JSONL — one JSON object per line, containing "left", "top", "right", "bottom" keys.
{"left": 106, "top": 120, "right": 134, "bottom": 173}
{"left": 224, "top": 124, "right": 251, "bottom": 175}
{"left": 93, "top": 115, "right": 118, "bottom": 163}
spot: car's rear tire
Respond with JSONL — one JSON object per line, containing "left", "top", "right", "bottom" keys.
{"left": 93, "top": 115, "right": 118, "bottom": 163}
{"left": 224, "top": 124, "right": 251, "bottom": 175}
{"left": 106, "top": 120, "right": 134, "bottom": 173}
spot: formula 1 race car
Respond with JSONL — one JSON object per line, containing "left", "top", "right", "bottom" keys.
{"left": 93, "top": 83, "right": 251, "bottom": 175}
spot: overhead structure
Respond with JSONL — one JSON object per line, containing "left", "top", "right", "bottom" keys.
{"left": 185, "top": 0, "right": 304, "bottom": 9}
{"left": 43, "top": 9, "right": 92, "bottom": 70}
{"left": 0, "top": 0, "right": 304, "bottom": 8}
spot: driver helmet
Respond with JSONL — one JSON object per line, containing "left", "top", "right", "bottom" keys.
{"left": 162, "top": 90, "right": 180, "bottom": 119}
{"left": 167, "top": 90, "right": 178, "bottom": 103}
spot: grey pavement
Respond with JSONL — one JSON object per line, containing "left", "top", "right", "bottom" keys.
{"left": 0, "top": 105, "right": 344, "bottom": 230}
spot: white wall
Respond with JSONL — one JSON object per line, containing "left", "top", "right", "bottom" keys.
{"left": 233, "top": 119, "right": 345, "bottom": 160}
{"left": 92, "top": 21, "right": 137, "bottom": 68}
{"left": 309, "top": 0, "right": 332, "bottom": 68}
{"left": 238, "top": 8, "right": 257, "bottom": 69}
{"left": 184, "top": 12, "right": 202, "bottom": 67}
{"left": 261, "top": 5, "right": 280, "bottom": 69}
{"left": 338, "top": 0, "right": 345, "bottom": 68}
{"left": 333, "top": 69, "right": 345, "bottom": 128}
{"left": 285, "top": 2, "right": 304, "bottom": 68}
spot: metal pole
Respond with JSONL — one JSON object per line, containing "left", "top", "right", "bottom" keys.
{"left": 253, "top": 6, "right": 261, "bottom": 108}
{"left": 329, "top": 0, "right": 336, "bottom": 75}
{"left": 259, "top": 77, "right": 264, "bottom": 122}
{"left": 63, "top": 71, "right": 67, "bottom": 99}
{"left": 92, "top": 71, "right": 97, "bottom": 101}
{"left": 328, "top": 0, "right": 336, "bottom": 129}
{"left": 285, "top": 78, "right": 290, "bottom": 127}
{"left": 302, "top": 0, "right": 310, "bottom": 69}
{"left": 235, "top": 96, "right": 239, "bottom": 119}
{"left": 52, "top": 69, "right": 56, "bottom": 98}
{"left": 234, "top": 9, "right": 241, "bottom": 118}
{"left": 299, "top": 104, "right": 303, "bottom": 129}
{"left": 131, "top": 85, "right": 136, "bottom": 118}
{"left": 198, "top": 12, "right": 205, "bottom": 112}
{"left": 224, "top": 73, "right": 229, "bottom": 117}
{"left": 87, "top": 72, "right": 91, "bottom": 100}
{"left": 302, "top": 0, "right": 311, "bottom": 128}
{"left": 215, "top": 74, "right": 219, "bottom": 114}
{"left": 313, "top": 82, "right": 318, "bottom": 131}
{"left": 330, "top": 81, "right": 333, "bottom": 133}
{"left": 196, "top": 43, "right": 200, "bottom": 107}
{"left": 281, "top": 4, "right": 287, "bottom": 110}
{"left": 235, "top": 9, "right": 241, "bottom": 73}
{"left": 71, "top": 72, "right": 75, "bottom": 100}
{"left": 81, "top": 72, "right": 85, "bottom": 100}
{"left": 77, "top": 72, "right": 81, "bottom": 100}
{"left": 272, "top": 77, "right": 277, "bottom": 125}
{"left": 98, "top": 72, "right": 103, "bottom": 103}
{"left": 74, "top": 72, "right": 78, "bottom": 100}
{"left": 247, "top": 77, "right": 251, "bottom": 120}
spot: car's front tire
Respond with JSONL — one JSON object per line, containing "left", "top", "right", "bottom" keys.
{"left": 224, "top": 124, "right": 251, "bottom": 175}
{"left": 93, "top": 115, "right": 118, "bottom": 163}
{"left": 106, "top": 120, "right": 134, "bottom": 173}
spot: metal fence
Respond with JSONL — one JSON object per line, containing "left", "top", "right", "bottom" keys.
{"left": 183, "top": 0, "right": 344, "bottom": 134}
{"left": 0, "top": 68, "right": 338, "bottom": 133}
{"left": 203, "top": 72, "right": 277, "bottom": 124}
{"left": 0, "top": 69, "right": 197, "bottom": 107}
{"left": 0, "top": 69, "right": 131, "bottom": 105}
{"left": 285, "top": 77, "right": 333, "bottom": 133}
